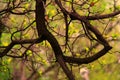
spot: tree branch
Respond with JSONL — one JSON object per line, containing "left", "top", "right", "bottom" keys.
{"left": 64, "top": 45, "right": 112, "bottom": 64}
{"left": 0, "top": 38, "right": 42, "bottom": 57}
{"left": 55, "top": 0, "right": 120, "bottom": 20}
{"left": 55, "top": 0, "right": 112, "bottom": 65}
{"left": 35, "top": 0, "right": 75, "bottom": 80}
{"left": 86, "top": 10, "right": 120, "bottom": 20}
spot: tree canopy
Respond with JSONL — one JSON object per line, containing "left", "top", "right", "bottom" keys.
{"left": 0, "top": 0, "right": 120, "bottom": 80}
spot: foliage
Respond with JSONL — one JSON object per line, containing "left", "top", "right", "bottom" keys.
{"left": 0, "top": 0, "right": 120, "bottom": 80}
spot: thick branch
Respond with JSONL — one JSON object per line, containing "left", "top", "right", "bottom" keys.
{"left": 35, "top": 0, "right": 74, "bottom": 80}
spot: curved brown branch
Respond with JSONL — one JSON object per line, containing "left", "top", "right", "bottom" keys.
{"left": 64, "top": 46, "right": 112, "bottom": 64}
{"left": 0, "top": 38, "right": 42, "bottom": 57}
